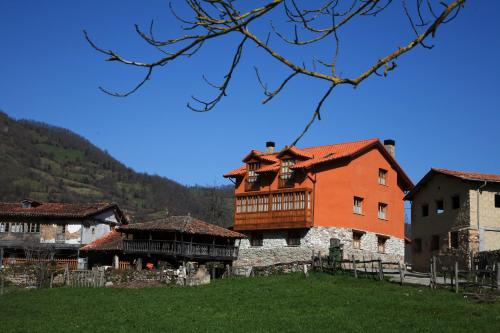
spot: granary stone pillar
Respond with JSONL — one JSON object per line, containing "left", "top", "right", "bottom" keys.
{"left": 113, "top": 255, "right": 119, "bottom": 269}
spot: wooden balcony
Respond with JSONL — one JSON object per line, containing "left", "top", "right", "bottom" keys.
{"left": 234, "top": 188, "right": 313, "bottom": 231}
{"left": 244, "top": 180, "right": 260, "bottom": 192}
{"left": 122, "top": 240, "right": 239, "bottom": 261}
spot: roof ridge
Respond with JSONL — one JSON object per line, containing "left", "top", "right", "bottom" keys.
{"left": 300, "top": 138, "right": 379, "bottom": 151}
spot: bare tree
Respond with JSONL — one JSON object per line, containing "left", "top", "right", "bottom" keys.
{"left": 85, "top": 0, "right": 465, "bottom": 144}
{"left": 24, "top": 242, "right": 55, "bottom": 288}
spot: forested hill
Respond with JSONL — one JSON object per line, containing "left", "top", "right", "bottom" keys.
{"left": 0, "top": 111, "right": 234, "bottom": 227}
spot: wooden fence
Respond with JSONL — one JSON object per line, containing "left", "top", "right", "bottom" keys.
{"left": 2, "top": 258, "right": 78, "bottom": 270}
{"left": 311, "top": 252, "right": 500, "bottom": 294}
{"left": 118, "top": 261, "right": 131, "bottom": 270}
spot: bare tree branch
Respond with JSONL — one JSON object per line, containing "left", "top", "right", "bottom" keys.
{"left": 86, "top": 0, "right": 466, "bottom": 144}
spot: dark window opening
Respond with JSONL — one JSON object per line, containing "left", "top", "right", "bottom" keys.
{"left": 414, "top": 238, "right": 422, "bottom": 253}
{"left": 352, "top": 231, "right": 363, "bottom": 249}
{"left": 422, "top": 204, "right": 429, "bottom": 217}
{"left": 377, "top": 237, "right": 387, "bottom": 253}
{"left": 452, "top": 195, "right": 460, "bottom": 209}
{"left": 250, "top": 232, "right": 263, "bottom": 247}
{"left": 436, "top": 200, "right": 444, "bottom": 214}
{"left": 450, "top": 231, "right": 459, "bottom": 249}
{"left": 286, "top": 230, "right": 302, "bottom": 247}
{"left": 495, "top": 194, "right": 500, "bottom": 208}
{"left": 431, "top": 235, "right": 440, "bottom": 251}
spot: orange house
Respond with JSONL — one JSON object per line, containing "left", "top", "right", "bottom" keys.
{"left": 224, "top": 139, "right": 413, "bottom": 267}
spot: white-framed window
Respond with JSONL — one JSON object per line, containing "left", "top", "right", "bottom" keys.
{"left": 378, "top": 203, "right": 388, "bottom": 220}
{"left": 353, "top": 197, "right": 363, "bottom": 215}
{"left": 378, "top": 168, "right": 387, "bottom": 185}
{"left": 0, "top": 222, "right": 8, "bottom": 233}
{"left": 280, "top": 159, "right": 295, "bottom": 180}
{"left": 10, "top": 223, "right": 24, "bottom": 233}
{"left": 247, "top": 162, "right": 260, "bottom": 183}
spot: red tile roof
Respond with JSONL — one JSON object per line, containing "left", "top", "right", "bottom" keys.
{"left": 432, "top": 168, "right": 500, "bottom": 182}
{"left": 224, "top": 138, "right": 413, "bottom": 189}
{"left": 405, "top": 168, "right": 500, "bottom": 200}
{"left": 80, "top": 230, "right": 123, "bottom": 252}
{"left": 223, "top": 166, "right": 246, "bottom": 178}
{"left": 0, "top": 201, "right": 124, "bottom": 221}
{"left": 118, "top": 216, "right": 246, "bottom": 239}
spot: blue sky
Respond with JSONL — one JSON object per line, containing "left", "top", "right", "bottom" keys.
{"left": 1, "top": 1, "right": 499, "bottom": 186}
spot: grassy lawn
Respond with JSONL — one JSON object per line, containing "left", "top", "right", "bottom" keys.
{"left": 1, "top": 273, "right": 499, "bottom": 333}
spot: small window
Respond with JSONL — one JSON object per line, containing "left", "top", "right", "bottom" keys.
{"left": 56, "top": 224, "right": 66, "bottom": 243}
{"left": 352, "top": 231, "right": 363, "bottom": 249}
{"left": 431, "top": 235, "right": 440, "bottom": 251}
{"left": 449, "top": 231, "right": 459, "bottom": 249}
{"left": 378, "top": 169, "right": 387, "bottom": 185}
{"left": 0, "top": 222, "right": 9, "bottom": 233}
{"left": 451, "top": 195, "right": 460, "bottom": 210}
{"left": 414, "top": 238, "right": 422, "bottom": 253}
{"left": 247, "top": 162, "right": 260, "bottom": 183}
{"left": 353, "top": 197, "right": 363, "bottom": 215}
{"left": 495, "top": 194, "right": 500, "bottom": 208}
{"left": 286, "top": 230, "right": 301, "bottom": 247}
{"left": 436, "top": 200, "right": 444, "bottom": 214}
{"left": 250, "top": 232, "right": 263, "bottom": 247}
{"left": 422, "top": 204, "right": 429, "bottom": 217}
{"left": 280, "top": 159, "right": 295, "bottom": 180}
{"left": 377, "top": 236, "right": 387, "bottom": 253}
{"left": 378, "top": 203, "right": 388, "bottom": 220}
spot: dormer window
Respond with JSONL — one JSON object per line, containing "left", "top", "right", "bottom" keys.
{"left": 280, "top": 159, "right": 295, "bottom": 180}
{"left": 247, "top": 162, "right": 260, "bottom": 183}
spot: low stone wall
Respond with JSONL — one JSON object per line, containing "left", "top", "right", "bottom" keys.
{"left": 1, "top": 264, "right": 211, "bottom": 288}
{"left": 234, "top": 227, "right": 404, "bottom": 268}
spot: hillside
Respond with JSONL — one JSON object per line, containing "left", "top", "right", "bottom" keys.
{"left": 0, "top": 111, "right": 234, "bottom": 227}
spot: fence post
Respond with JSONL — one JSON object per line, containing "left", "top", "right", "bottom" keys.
{"left": 65, "top": 263, "right": 70, "bottom": 286}
{"left": 454, "top": 261, "right": 459, "bottom": 294}
{"left": 378, "top": 259, "right": 383, "bottom": 281}
{"left": 318, "top": 251, "right": 323, "bottom": 272}
{"left": 352, "top": 255, "right": 357, "bottom": 278}
{"left": 0, "top": 248, "right": 4, "bottom": 270}
{"left": 399, "top": 264, "right": 404, "bottom": 286}
{"left": 496, "top": 262, "right": 500, "bottom": 290}
{"left": 0, "top": 274, "right": 4, "bottom": 295}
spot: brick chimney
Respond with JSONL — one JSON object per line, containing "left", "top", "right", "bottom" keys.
{"left": 266, "top": 141, "right": 275, "bottom": 154}
{"left": 383, "top": 139, "right": 395, "bottom": 158}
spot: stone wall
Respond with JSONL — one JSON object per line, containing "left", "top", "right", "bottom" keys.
{"left": 234, "top": 227, "right": 404, "bottom": 268}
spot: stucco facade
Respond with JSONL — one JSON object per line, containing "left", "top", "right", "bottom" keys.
{"left": 225, "top": 139, "right": 412, "bottom": 268}
{"left": 407, "top": 169, "right": 500, "bottom": 271}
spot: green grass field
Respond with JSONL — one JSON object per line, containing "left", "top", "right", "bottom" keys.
{"left": 1, "top": 273, "right": 499, "bottom": 333}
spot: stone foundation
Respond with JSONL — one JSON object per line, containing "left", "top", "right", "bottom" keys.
{"left": 234, "top": 227, "right": 404, "bottom": 268}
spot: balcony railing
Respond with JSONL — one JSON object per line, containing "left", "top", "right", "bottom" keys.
{"left": 245, "top": 180, "right": 260, "bottom": 191}
{"left": 234, "top": 188, "right": 313, "bottom": 231}
{"left": 123, "top": 240, "right": 239, "bottom": 260}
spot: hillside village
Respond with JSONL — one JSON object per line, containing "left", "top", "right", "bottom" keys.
{"left": 1, "top": 1, "right": 500, "bottom": 331}
{"left": 1, "top": 136, "right": 499, "bottom": 287}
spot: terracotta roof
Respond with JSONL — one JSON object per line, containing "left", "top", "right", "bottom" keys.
{"left": 224, "top": 138, "right": 413, "bottom": 190}
{"left": 278, "top": 146, "right": 313, "bottom": 159}
{"left": 80, "top": 230, "right": 123, "bottom": 252}
{"left": 223, "top": 166, "right": 246, "bottom": 178}
{"left": 119, "top": 216, "right": 246, "bottom": 239}
{"left": 432, "top": 168, "right": 500, "bottom": 183}
{"left": 291, "top": 139, "right": 380, "bottom": 169}
{"left": 405, "top": 168, "right": 500, "bottom": 200}
{"left": 0, "top": 201, "right": 124, "bottom": 221}
{"left": 256, "top": 163, "right": 280, "bottom": 173}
